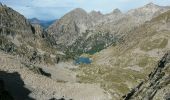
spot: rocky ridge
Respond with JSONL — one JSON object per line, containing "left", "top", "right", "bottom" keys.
{"left": 124, "top": 51, "right": 170, "bottom": 100}
{"left": 47, "top": 3, "right": 170, "bottom": 57}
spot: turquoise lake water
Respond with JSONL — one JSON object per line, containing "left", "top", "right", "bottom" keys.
{"left": 75, "top": 57, "right": 92, "bottom": 64}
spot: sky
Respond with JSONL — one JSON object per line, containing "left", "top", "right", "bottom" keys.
{"left": 0, "top": 0, "right": 170, "bottom": 20}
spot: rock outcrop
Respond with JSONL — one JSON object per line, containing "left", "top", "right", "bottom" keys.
{"left": 123, "top": 51, "right": 170, "bottom": 100}
{"left": 47, "top": 8, "right": 94, "bottom": 46}
{"left": 0, "top": 3, "right": 65, "bottom": 64}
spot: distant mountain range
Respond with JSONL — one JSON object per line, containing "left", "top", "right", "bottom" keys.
{"left": 28, "top": 18, "right": 57, "bottom": 28}
{"left": 47, "top": 3, "right": 170, "bottom": 58}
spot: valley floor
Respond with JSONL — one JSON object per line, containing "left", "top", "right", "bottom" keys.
{"left": 0, "top": 51, "right": 110, "bottom": 100}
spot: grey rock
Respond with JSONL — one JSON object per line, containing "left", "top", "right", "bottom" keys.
{"left": 123, "top": 51, "right": 170, "bottom": 100}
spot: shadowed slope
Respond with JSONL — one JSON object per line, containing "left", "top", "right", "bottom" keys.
{"left": 0, "top": 71, "right": 35, "bottom": 100}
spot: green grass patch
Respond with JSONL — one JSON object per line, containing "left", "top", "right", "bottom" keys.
{"left": 76, "top": 64, "right": 146, "bottom": 96}
{"left": 140, "top": 38, "right": 168, "bottom": 51}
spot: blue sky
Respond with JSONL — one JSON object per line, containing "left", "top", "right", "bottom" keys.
{"left": 0, "top": 0, "right": 170, "bottom": 20}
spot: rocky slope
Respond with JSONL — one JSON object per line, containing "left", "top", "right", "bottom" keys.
{"left": 93, "top": 3, "right": 170, "bottom": 36}
{"left": 75, "top": 8, "right": 170, "bottom": 99}
{"left": 0, "top": 51, "right": 110, "bottom": 100}
{"left": 47, "top": 8, "right": 94, "bottom": 46}
{"left": 0, "top": 3, "right": 64, "bottom": 64}
{"left": 124, "top": 51, "right": 170, "bottom": 100}
{"left": 47, "top": 3, "right": 170, "bottom": 58}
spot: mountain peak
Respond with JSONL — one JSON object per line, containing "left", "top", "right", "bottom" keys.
{"left": 72, "top": 8, "right": 86, "bottom": 13}
{"left": 90, "top": 10, "right": 103, "bottom": 15}
{"left": 112, "top": 8, "right": 121, "bottom": 14}
{"left": 147, "top": 2, "right": 154, "bottom": 5}
{"left": 31, "top": 17, "right": 39, "bottom": 20}
{"left": 145, "top": 2, "right": 159, "bottom": 7}
{"left": 66, "top": 8, "right": 88, "bottom": 17}
{"left": 63, "top": 8, "right": 88, "bottom": 18}
{"left": 29, "top": 18, "right": 40, "bottom": 24}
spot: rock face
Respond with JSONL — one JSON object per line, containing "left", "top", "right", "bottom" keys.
{"left": 47, "top": 3, "right": 170, "bottom": 58}
{"left": 47, "top": 8, "right": 94, "bottom": 46}
{"left": 127, "top": 3, "right": 170, "bottom": 24}
{"left": 0, "top": 3, "right": 34, "bottom": 40}
{"left": 0, "top": 3, "right": 35, "bottom": 53}
{"left": 124, "top": 51, "right": 170, "bottom": 100}
{"left": 0, "top": 3, "right": 64, "bottom": 64}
